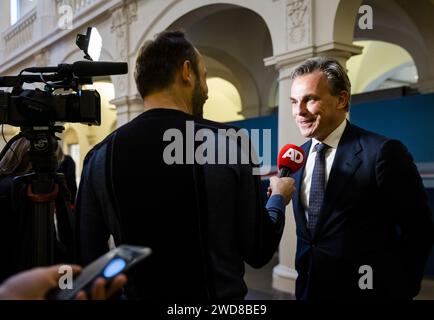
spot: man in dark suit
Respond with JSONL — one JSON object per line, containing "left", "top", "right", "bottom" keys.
{"left": 289, "top": 56, "right": 433, "bottom": 299}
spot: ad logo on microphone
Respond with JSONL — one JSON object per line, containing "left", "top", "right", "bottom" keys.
{"left": 281, "top": 147, "right": 304, "bottom": 164}
{"left": 278, "top": 144, "right": 305, "bottom": 175}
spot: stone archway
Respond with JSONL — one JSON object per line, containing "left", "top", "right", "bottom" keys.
{"left": 354, "top": 0, "right": 434, "bottom": 92}
{"left": 197, "top": 46, "right": 262, "bottom": 118}
{"left": 130, "top": 0, "right": 296, "bottom": 120}
{"left": 133, "top": 1, "right": 288, "bottom": 56}
{"left": 348, "top": 40, "right": 418, "bottom": 93}
{"left": 165, "top": 4, "right": 277, "bottom": 118}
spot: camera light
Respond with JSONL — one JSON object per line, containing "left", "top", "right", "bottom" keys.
{"left": 88, "top": 27, "right": 102, "bottom": 62}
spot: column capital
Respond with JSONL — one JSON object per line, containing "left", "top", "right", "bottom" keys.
{"left": 264, "top": 42, "right": 363, "bottom": 70}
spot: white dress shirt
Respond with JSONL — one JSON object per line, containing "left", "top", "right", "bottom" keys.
{"left": 301, "top": 120, "right": 348, "bottom": 221}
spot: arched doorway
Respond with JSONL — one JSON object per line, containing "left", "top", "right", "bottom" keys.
{"left": 203, "top": 77, "right": 244, "bottom": 122}
{"left": 353, "top": 0, "right": 434, "bottom": 93}
{"left": 347, "top": 40, "right": 418, "bottom": 93}
{"left": 165, "top": 4, "right": 278, "bottom": 120}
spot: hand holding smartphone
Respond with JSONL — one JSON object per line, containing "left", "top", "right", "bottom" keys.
{"left": 49, "top": 245, "right": 151, "bottom": 300}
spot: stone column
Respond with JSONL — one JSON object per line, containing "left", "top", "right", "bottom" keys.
{"left": 110, "top": 94, "right": 144, "bottom": 127}
{"left": 274, "top": 64, "right": 304, "bottom": 295}
{"left": 34, "top": 0, "right": 57, "bottom": 40}
{"left": 110, "top": 0, "right": 139, "bottom": 127}
{"left": 264, "top": 56, "right": 307, "bottom": 295}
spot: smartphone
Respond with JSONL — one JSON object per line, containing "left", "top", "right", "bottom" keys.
{"left": 49, "top": 245, "right": 152, "bottom": 300}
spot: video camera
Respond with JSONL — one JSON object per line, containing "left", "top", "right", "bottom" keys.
{"left": 0, "top": 27, "right": 127, "bottom": 127}
{"left": 0, "top": 27, "right": 128, "bottom": 271}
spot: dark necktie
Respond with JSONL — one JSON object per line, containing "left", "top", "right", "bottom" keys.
{"left": 308, "top": 143, "right": 329, "bottom": 232}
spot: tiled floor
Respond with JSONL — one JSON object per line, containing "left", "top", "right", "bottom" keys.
{"left": 244, "top": 254, "right": 294, "bottom": 300}
{"left": 244, "top": 254, "right": 434, "bottom": 300}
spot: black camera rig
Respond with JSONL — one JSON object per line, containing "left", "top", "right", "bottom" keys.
{"left": 0, "top": 27, "right": 128, "bottom": 272}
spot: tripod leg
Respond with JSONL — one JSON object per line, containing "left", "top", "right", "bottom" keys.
{"left": 27, "top": 178, "right": 58, "bottom": 267}
{"left": 54, "top": 173, "right": 76, "bottom": 264}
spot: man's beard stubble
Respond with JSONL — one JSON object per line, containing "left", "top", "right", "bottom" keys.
{"left": 191, "top": 80, "right": 206, "bottom": 118}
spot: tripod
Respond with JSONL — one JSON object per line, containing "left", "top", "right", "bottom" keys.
{"left": 1, "top": 125, "right": 75, "bottom": 271}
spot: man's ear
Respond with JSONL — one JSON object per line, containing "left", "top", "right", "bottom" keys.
{"left": 181, "top": 60, "right": 193, "bottom": 84}
{"left": 336, "top": 90, "right": 349, "bottom": 110}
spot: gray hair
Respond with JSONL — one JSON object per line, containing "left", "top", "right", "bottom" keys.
{"left": 290, "top": 56, "right": 351, "bottom": 110}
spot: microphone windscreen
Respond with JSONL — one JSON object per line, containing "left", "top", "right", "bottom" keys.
{"left": 277, "top": 144, "right": 305, "bottom": 174}
{"left": 72, "top": 61, "right": 128, "bottom": 77}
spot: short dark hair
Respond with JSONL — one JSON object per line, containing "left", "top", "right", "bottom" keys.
{"left": 290, "top": 57, "right": 352, "bottom": 110}
{"left": 135, "top": 30, "right": 199, "bottom": 98}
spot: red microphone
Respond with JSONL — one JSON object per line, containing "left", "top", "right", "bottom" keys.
{"left": 277, "top": 144, "right": 305, "bottom": 177}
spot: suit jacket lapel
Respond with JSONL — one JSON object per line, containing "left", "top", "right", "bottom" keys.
{"left": 312, "top": 123, "right": 363, "bottom": 240}
{"left": 292, "top": 140, "right": 312, "bottom": 240}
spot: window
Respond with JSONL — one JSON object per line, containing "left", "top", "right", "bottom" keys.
{"left": 10, "top": 0, "right": 18, "bottom": 25}
{"left": 10, "top": 0, "right": 37, "bottom": 25}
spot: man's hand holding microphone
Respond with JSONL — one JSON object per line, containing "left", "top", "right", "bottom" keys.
{"left": 267, "top": 144, "right": 306, "bottom": 205}
{"left": 268, "top": 176, "right": 296, "bottom": 205}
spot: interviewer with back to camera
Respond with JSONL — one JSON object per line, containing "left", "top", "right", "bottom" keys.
{"left": 288, "top": 56, "right": 433, "bottom": 300}
{"left": 76, "top": 30, "right": 295, "bottom": 300}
